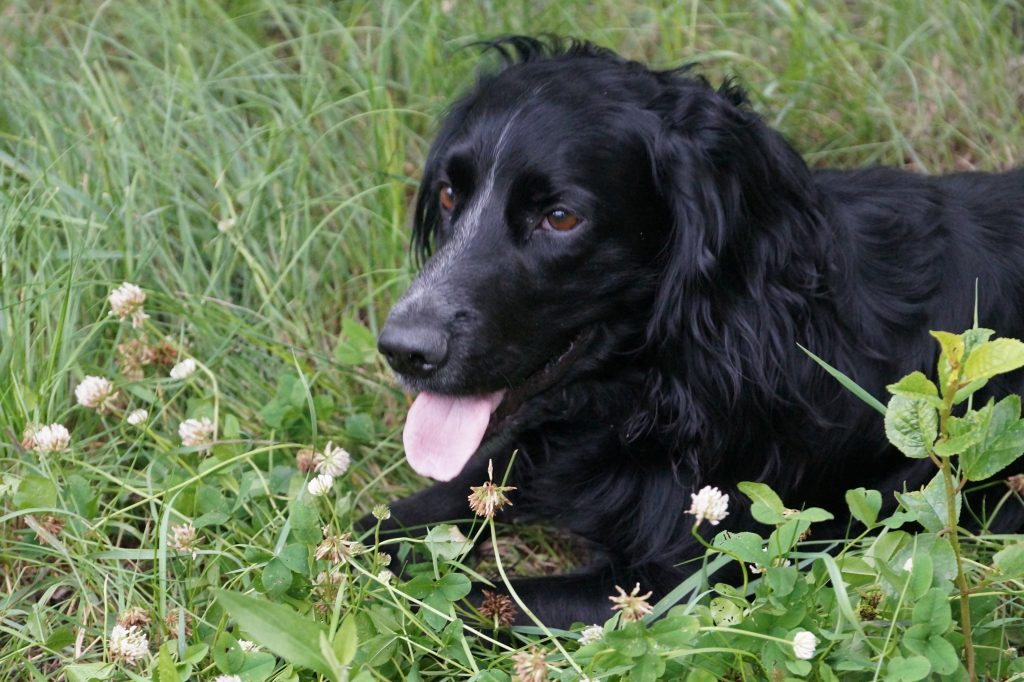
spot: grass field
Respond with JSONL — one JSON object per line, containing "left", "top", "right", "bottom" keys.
{"left": 1, "top": 1, "right": 1023, "bottom": 680}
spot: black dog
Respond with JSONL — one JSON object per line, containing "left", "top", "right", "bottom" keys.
{"left": 374, "top": 37, "right": 1024, "bottom": 627}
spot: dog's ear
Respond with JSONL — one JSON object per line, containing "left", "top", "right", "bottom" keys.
{"left": 646, "top": 78, "right": 820, "bottom": 343}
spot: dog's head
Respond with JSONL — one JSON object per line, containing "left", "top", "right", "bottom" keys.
{"left": 379, "top": 37, "right": 818, "bottom": 480}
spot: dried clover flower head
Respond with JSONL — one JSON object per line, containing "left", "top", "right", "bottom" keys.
{"left": 108, "top": 624, "right": 149, "bottom": 666}
{"left": 512, "top": 646, "right": 549, "bottom": 682}
{"left": 117, "top": 607, "right": 151, "bottom": 629}
{"left": 75, "top": 375, "right": 119, "bottom": 412}
{"left": 311, "top": 570, "right": 345, "bottom": 612}
{"left": 29, "top": 515, "right": 64, "bottom": 543}
{"left": 108, "top": 282, "right": 149, "bottom": 328}
{"left": 468, "top": 461, "right": 516, "bottom": 519}
{"left": 686, "top": 485, "right": 730, "bottom": 527}
{"left": 296, "top": 448, "right": 316, "bottom": 472}
{"left": 315, "top": 530, "right": 364, "bottom": 563}
{"left": 20, "top": 424, "right": 40, "bottom": 450}
{"left": 33, "top": 423, "right": 71, "bottom": 454}
{"left": 1008, "top": 473, "right": 1024, "bottom": 494}
{"left": 314, "top": 441, "right": 351, "bottom": 477}
{"left": 178, "top": 417, "right": 215, "bottom": 452}
{"left": 479, "top": 590, "right": 518, "bottom": 627}
{"left": 164, "top": 608, "right": 193, "bottom": 637}
{"left": 170, "top": 522, "right": 199, "bottom": 559}
{"left": 609, "top": 583, "right": 653, "bottom": 622}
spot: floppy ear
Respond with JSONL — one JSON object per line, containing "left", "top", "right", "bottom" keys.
{"left": 646, "top": 78, "right": 822, "bottom": 344}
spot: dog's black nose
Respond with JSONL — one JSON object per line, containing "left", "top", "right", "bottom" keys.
{"left": 378, "top": 319, "right": 449, "bottom": 378}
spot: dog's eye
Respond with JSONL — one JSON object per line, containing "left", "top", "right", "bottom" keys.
{"left": 439, "top": 184, "right": 456, "bottom": 212}
{"left": 543, "top": 209, "right": 580, "bottom": 232}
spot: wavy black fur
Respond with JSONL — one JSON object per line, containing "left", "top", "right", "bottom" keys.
{"left": 377, "top": 36, "right": 1024, "bottom": 628}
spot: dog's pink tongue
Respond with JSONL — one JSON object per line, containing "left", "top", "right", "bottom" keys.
{"left": 403, "top": 391, "right": 505, "bottom": 481}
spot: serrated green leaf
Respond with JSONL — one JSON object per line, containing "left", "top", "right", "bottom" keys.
{"left": 932, "top": 412, "right": 985, "bottom": 456}
{"left": 738, "top": 481, "right": 786, "bottom": 524}
{"left": 885, "top": 396, "right": 938, "bottom": 458}
{"left": 952, "top": 378, "right": 988, "bottom": 405}
{"left": 961, "top": 396, "right": 1024, "bottom": 480}
{"left": 962, "top": 327, "right": 995, "bottom": 357}
{"left": 896, "top": 473, "right": 959, "bottom": 534}
{"left": 993, "top": 543, "right": 1024, "bottom": 579}
{"left": 845, "top": 488, "right": 882, "bottom": 527}
{"left": 931, "top": 330, "right": 965, "bottom": 394}
{"left": 887, "top": 372, "right": 940, "bottom": 402}
{"left": 962, "top": 337, "right": 1024, "bottom": 382}
{"left": 213, "top": 589, "right": 331, "bottom": 677}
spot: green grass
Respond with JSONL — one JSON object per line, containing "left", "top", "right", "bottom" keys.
{"left": 1, "top": 1, "right": 1022, "bottom": 680}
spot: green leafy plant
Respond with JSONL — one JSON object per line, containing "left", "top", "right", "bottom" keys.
{"left": 808, "top": 327, "right": 1024, "bottom": 681}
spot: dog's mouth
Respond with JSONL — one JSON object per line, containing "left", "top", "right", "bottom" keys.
{"left": 402, "top": 330, "right": 592, "bottom": 481}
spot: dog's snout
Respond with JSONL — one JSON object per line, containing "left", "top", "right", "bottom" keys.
{"left": 378, "top": 317, "right": 449, "bottom": 379}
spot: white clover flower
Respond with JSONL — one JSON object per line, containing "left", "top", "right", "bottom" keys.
{"left": 307, "top": 474, "right": 334, "bottom": 497}
{"left": 217, "top": 217, "right": 236, "bottom": 233}
{"left": 792, "top": 630, "right": 818, "bottom": 660}
{"left": 377, "top": 569, "right": 394, "bottom": 585}
{"left": 75, "top": 375, "right": 118, "bottom": 411}
{"left": 169, "top": 358, "right": 197, "bottom": 380}
{"left": 237, "top": 640, "right": 259, "bottom": 652}
{"left": 178, "top": 417, "right": 215, "bottom": 452}
{"left": 108, "top": 624, "right": 149, "bottom": 666}
{"left": 902, "top": 557, "right": 914, "bottom": 572}
{"left": 170, "top": 522, "right": 199, "bottom": 559}
{"left": 108, "top": 282, "right": 149, "bottom": 328}
{"left": 314, "top": 441, "right": 350, "bottom": 477}
{"left": 126, "top": 409, "right": 148, "bottom": 426}
{"left": 686, "top": 485, "right": 730, "bottom": 526}
{"left": 33, "top": 423, "right": 71, "bottom": 454}
{"left": 579, "top": 624, "right": 604, "bottom": 646}
{"left": 214, "top": 676, "right": 242, "bottom": 682}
